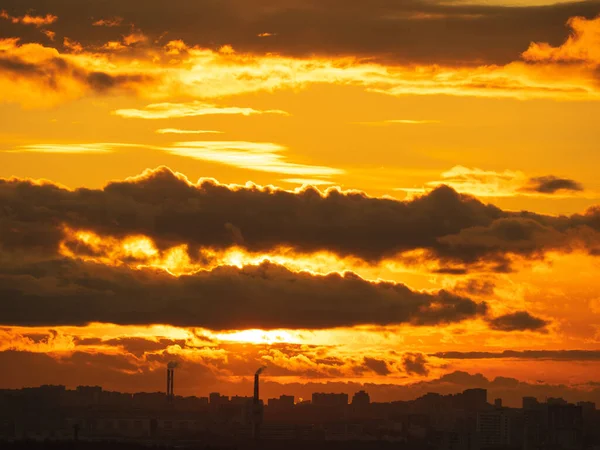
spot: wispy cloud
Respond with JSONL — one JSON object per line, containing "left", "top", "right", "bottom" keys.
{"left": 114, "top": 101, "right": 289, "bottom": 119}
{"left": 11, "top": 143, "right": 158, "bottom": 154}
{"left": 431, "top": 350, "right": 600, "bottom": 361}
{"left": 0, "top": 10, "right": 58, "bottom": 27}
{"left": 7, "top": 140, "right": 340, "bottom": 176}
{"left": 167, "top": 141, "right": 343, "bottom": 176}
{"left": 92, "top": 17, "right": 124, "bottom": 27}
{"left": 156, "top": 128, "right": 223, "bottom": 135}
{"left": 281, "top": 178, "right": 337, "bottom": 186}
{"left": 15, "top": 143, "right": 119, "bottom": 154}
{"left": 356, "top": 119, "right": 441, "bottom": 126}
{"left": 396, "top": 166, "right": 589, "bottom": 199}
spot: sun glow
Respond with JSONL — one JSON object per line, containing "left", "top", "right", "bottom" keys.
{"left": 56, "top": 226, "right": 466, "bottom": 291}
{"left": 57, "top": 226, "right": 394, "bottom": 280}
{"left": 211, "top": 329, "right": 304, "bottom": 345}
{"left": 59, "top": 227, "right": 198, "bottom": 275}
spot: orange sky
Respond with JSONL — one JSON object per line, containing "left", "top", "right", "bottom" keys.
{"left": 1, "top": 1, "right": 600, "bottom": 405}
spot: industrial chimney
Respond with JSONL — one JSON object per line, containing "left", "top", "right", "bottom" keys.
{"left": 167, "top": 361, "right": 178, "bottom": 402}
{"left": 252, "top": 367, "right": 266, "bottom": 439}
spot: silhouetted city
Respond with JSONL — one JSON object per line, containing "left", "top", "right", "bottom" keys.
{"left": 1, "top": 366, "right": 598, "bottom": 450}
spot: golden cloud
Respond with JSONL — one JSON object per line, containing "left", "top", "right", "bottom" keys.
{"left": 0, "top": 38, "right": 153, "bottom": 107}
{"left": 523, "top": 15, "right": 600, "bottom": 64}
{"left": 0, "top": 10, "right": 58, "bottom": 27}
{"left": 114, "top": 101, "right": 289, "bottom": 119}
{"left": 166, "top": 141, "right": 342, "bottom": 176}
{"left": 1, "top": 14, "right": 600, "bottom": 108}
{"left": 92, "top": 17, "right": 124, "bottom": 27}
{"left": 156, "top": 128, "right": 224, "bottom": 135}
{"left": 397, "top": 166, "right": 590, "bottom": 199}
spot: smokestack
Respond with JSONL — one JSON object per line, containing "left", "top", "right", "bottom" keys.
{"left": 254, "top": 374, "right": 259, "bottom": 403}
{"left": 170, "top": 367, "right": 174, "bottom": 398}
{"left": 254, "top": 366, "right": 266, "bottom": 403}
{"left": 167, "top": 361, "right": 178, "bottom": 402}
{"left": 253, "top": 366, "right": 266, "bottom": 440}
{"left": 166, "top": 368, "right": 171, "bottom": 398}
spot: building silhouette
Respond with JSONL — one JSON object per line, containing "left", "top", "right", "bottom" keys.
{"left": 0, "top": 384, "right": 598, "bottom": 449}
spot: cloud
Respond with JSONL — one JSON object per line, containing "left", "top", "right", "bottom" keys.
{"left": 281, "top": 179, "right": 337, "bottom": 186}
{"left": 0, "top": 259, "right": 487, "bottom": 329}
{"left": 12, "top": 143, "right": 140, "bottom": 154}
{"left": 123, "top": 31, "right": 148, "bottom": 46}
{"left": 422, "top": 166, "right": 528, "bottom": 198}
{"left": 0, "top": 350, "right": 216, "bottom": 395}
{"left": 452, "top": 279, "right": 496, "bottom": 296}
{"left": 363, "top": 357, "right": 391, "bottom": 376}
{"left": 0, "top": 38, "right": 154, "bottom": 107}
{"left": 3, "top": 14, "right": 600, "bottom": 108}
{"left": 156, "top": 128, "right": 223, "bottom": 135}
{"left": 93, "top": 17, "right": 124, "bottom": 27}
{"left": 165, "top": 141, "right": 343, "bottom": 176}
{"left": 114, "top": 102, "right": 289, "bottom": 119}
{"left": 0, "top": 327, "right": 427, "bottom": 381}
{"left": 522, "top": 15, "right": 600, "bottom": 64}
{"left": 1, "top": 167, "right": 600, "bottom": 269}
{"left": 63, "top": 37, "right": 83, "bottom": 53}
{"left": 0, "top": 10, "right": 57, "bottom": 27}
{"left": 2, "top": 0, "right": 598, "bottom": 67}
{"left": 1, "top": 347, "right": 598, "bottom": 406}
{"left": 431, "top": 350, "right": 600, "bottom": 360}
{"left": 521, "top": 176, "right": 584, "bottom": 194}
{"left": 357, "top": 119, "right": 441, "bottom": 126}
{"left": 487, "top": 311, "right": 550, "bottom": 332}
{"left": 402, "top": 166, "right": 586, "bottom": 199}
{"left": 41, "top": 30, "right": 56, "bottom": 41}
{"left": 402, "top": 353, "right": 430, "bottom": 376}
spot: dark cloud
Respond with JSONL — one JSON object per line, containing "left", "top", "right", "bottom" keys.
{"left": 0, "top": 51, "right": 153, "bottom": 94}
{"left": 432, "top": 350, "right": 600, "bottom": 360}
{"left": 84, "top": 71, "right": 151, "bottom": 93}
{"left": 1, "top": 0, "right": 599, "bottom": 65}
{"left": 101, "top": 337, "right": 188, "bottom": 357}
{"left": 315, "top": 357, "right": 346, "bottom": 367}
{"left": 0, "top": 350, "right": 216, "bottom": 395}
{"left": 2, "top": 167, "right": 600, "bottom": 270}
{"left": 402, "top": 353, "right": 430, "bottom": 376}
{"left": 522, "top": 176, "right": 584, "bottom": 194}
{"left": 487, "top": 311, "right": 549, "bottom": 332}
{"left": 363, "top": 357, "right": 391, "bottom": 376}
{"left": 438, "top": 370, "right": 490, "bottom": 387}
{"left": 452, "top": 279, "right": 495, "bottom": 296}
{"left": 0, "top": 258, "right": 487, "bottom": 329}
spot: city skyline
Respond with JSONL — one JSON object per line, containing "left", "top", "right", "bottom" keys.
{"left": 1, "top": 381, "right": 595, "bottom": 446}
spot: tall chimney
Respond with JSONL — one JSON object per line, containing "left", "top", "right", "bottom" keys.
{"left": 252, "top": 367, "right": 265, "bottom": 440}
{"left": 170, "top": 367, "right": 174, "bottom": 399}
{"left": 254, "top": 373, "right": 259, "bottom": 404}
{"left": 166, "top": 368, "right": 172, "bottom": 398}
{"left": 166, "top": 362, "right": 178, "bottom": 402}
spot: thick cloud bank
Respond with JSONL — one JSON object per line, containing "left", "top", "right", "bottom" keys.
{"left": 0, "top": 258, "right": 486, "bottom": 329}
{"left": 2, "top": 167, "right": 599, "bottom": 269}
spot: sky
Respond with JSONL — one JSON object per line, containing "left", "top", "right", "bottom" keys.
{"left": 1, "top": 0, "right": 600, "bottom": 407}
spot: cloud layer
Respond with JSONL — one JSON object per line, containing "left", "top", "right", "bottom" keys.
{"left": 0, "top": 258, "right": 487, "bottom": 329}
{"left": 2, "top": 12, "right": 600, "bottom": 107}
{"left": 2, "top": 0, "right": 599, "bottom": 65}
{"left": 2, "top": 167, "right": 599, "bottom": 270}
